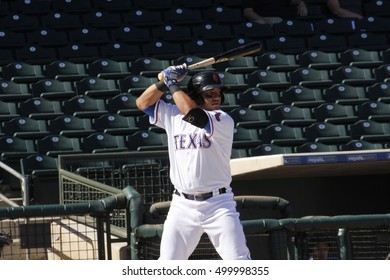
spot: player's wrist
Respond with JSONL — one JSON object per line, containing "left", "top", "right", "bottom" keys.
{"left": 154, "top": 80, "right": 169, "bottom": 92}
{"left": 169, "top": 84, "right": 181, "bottom": 95}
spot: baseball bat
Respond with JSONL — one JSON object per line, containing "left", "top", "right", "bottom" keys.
{"left": 157, "top": 41, "right": 262, "bottom": 81}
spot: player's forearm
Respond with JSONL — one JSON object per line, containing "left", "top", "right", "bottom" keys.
{"left": 243, "top": 8, "right": 262, "bottom": 21}
{"left": 171, "top": 87, "right": 198, "bottom": 115}
{"left": 136, "top": 83, "right": 164, "bottom": 111}
{"left": 332, "top": 8, "right": 363, "bottom": 19}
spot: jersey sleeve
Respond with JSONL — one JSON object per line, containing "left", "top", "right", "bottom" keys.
{"left": 205, "top": 110, "right": 234, "bottom": 140}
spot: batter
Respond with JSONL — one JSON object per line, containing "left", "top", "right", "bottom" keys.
{"left": 136, "top": 65, "right": 251, "bottom": 260}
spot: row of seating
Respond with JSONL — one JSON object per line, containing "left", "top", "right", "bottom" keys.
{"left": 1, "top": 32, "right": 390, "bottom": 64}
{"left": 2, "top": 47, "right": 390, "bottom": 81}
{"left": 2, "top": 117, "right": 389, "bottom": 175}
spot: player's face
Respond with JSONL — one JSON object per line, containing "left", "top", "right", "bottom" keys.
{"left": 201, "top": 88, "right": 222, "bottom": 111}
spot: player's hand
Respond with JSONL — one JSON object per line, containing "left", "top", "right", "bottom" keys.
{"left": 169, "top": 64, "right": 188, "bottom": 82}
{"left": 161, "top": 64, "right": 188, "bottom": 88}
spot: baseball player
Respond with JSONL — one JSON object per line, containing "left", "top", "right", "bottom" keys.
{"left": 136, "top": 64, "right": 251, "bottom": 260}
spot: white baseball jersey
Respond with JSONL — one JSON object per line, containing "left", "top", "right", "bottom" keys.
{"left": 150, "top": 100, "right": 234, "bottom": 194}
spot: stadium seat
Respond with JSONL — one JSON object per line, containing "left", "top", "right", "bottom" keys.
{"left": 259, "top": 124, "right": 307, "bottom": 146}
{"left": 363, "top": 1, "right": 390, "bottom": 17}
{"left": 289, "top": 67, "right": 334, "bottom": 88}
{"left": 214, "top": 56, "right": 258, "bottom": 74}
{"left": 356, "top": 100, "right": 390, "bottom": 122}
{"left": 0, "top": 136, "right": 36, "bottom": 170}
{"left": 303, "top": 122, "right": 351, "bottom": 145}
{"left": 36, "top": 134, "right": 82, "bottom": 157}
{"left": 141, "top": 40, "right": 184, "bottom": 60}
{"left": 202, "top": 5, "right": 244, "bottom": 24}
{"left": 27, "top": 28, "right": 68, "bottom": 47}
{"left": 162, "top": 7, "right": 204, "bottom": 25}
{"left": 249, "top": 143, "right": 293, "bottom": 156}
{"left": 322, "top": 83, "right": 368, "bottom": 105}
{"left": 62, "top": 95, "right": 108, "bottom": 118}
{"left": 92, "top": 0, "right": 134, "bottom": 11}
{"left": 152, "top": 24, "right": 193, "bottom": 43}
{"left": 9, "top": 0, "right": 51, "bottom": 15}
{"left": 238, "top": 87, "right": 283, "bottom": 110}
{"left": 273, "top": 19, "right": 317, "bottom": 37}
{"left": 81, "top": 132, "right": 128, "bottom": 153}
{"left": 35, "top": 90, "right": 71, "bottom": 113}
{"left": 20, "top": 153, "right": 59, "bottom": 205}
{"left": 136, "top": 114, "right": 164, "bottom": 133}
{"left": 41, "top": 11, "right": 82, "bottom": 30}
{"left": 366, "top": 82, "right": 390, "bottom": 103}
{"left": 381, "top": 48, "right": 390, "bottom": 64}
{"left": 374, "top": 64, "right": 390, "bottom": 83}
{"left": 0, "top": 49, "right": 15, "bottom": 66}
{"left": 126, "top": 130, "right": 168, "bottom": 151}
{"left": 340, "top": 139, "right": 383, "bottom": 151}
{"left": 86, "top": 59, "right": 132, "bottom": 80}
{"left": 173, "top": 0, "right": 214, "bottom": 9}
{"left": 14, "top": 44, "right": 58, "bottom": 65}
{"left": 123, "top": 9, "right": 164, "bottom": 27}
{"left": 0, "top": 80, "right": 32, "bottom": 102}
{"left": 216, "top": 71, "right": 248, "bottom": 90}
{"left": 1, "top": 13, "right": 40, "bottom": 32}
{"left": 68, "top": 27, "right": 110, "bottom": 45}
{"left": 348, "top": 119, "right": 390, "bottom": 142}
{"left": 269, "top": 105, "right": 317, "bottom": 127}
{"left": 2, "top": 62, "right": 45, "bottom": 83}
{"left": 347, "top": 32, "right": 389, "bottom": 51}
{"left": 316, "top": 17, "right": 356, "bottom": 35}
{"left": 312, "top": 102, "right": 359, "bottom": 124}
{"left": 74, "top": 77, "right": 120, "bottom": 99}
{"left": 0, "top": 29, "right": 25, "bottom": 49}
{"left": 52, "top": 0, "right": 92, "bottom": 13}
{"left": 118, "top": 75, "right": 159, "bottom": 96}
{"left": 43, "top": 60, "right": 89, "bottom": 82}
{"left": 2, "top": 117, "right": 50, "bottom": 140}
{"left": 265, "top": 35, "right": 307, "bottom": 54}
{"left": 233, "top": 21, "right": 275, "bottom": 40}
{"left": 183, "top": 39, "right": 225, "bottom": 58}
{"left": 132, "top": 0, "right": 173, "bottom": 10}
{"left": 18, "top": 97, "right": 63, "bottom": 120}
{"left": 106, "top": 93, "right": 143, "bottom": 116}
{"left": 82, "top": 10, "right": 122, "bottom": 29}
{"left": 192, "top": 22, "right": 234, "bottom": 41}
{"left": 339, "top": 48, "right": 383, "bottom": 68}
{"left": 92, "top": 113, "right": 139, "bottom": 136}
{"left": 306, "top": 33, "right": 348, "bottom": 52}
{"left": 58, "top": 43, "right": 100, "bottom": 63}
{"left": 47, "top": 115, "right": 96, "bottom": 138}
{"left": 130, "top": 57, "right": 170, "bottom": 77}
{"left": 280, "top": 86, "right": 325, "bottom": 108}
{"left": 231, "top": 148, "right": 249, "bottom": 159}
{"left": 330, "top": 66, "right": 376, "bottom": 86}
{"left": 256, "top": 52, "right": 299, "bottom": 72}
{"left": 232, "top": 126, "right": 262, "bottom": 149}
{"left": 219, "top": 92, "right": 239, "bottom": 112}
{"left": 0, "top": 100, "right": 19, "bottom": 122}
{"left": 228, "top": 107, "right": 271, "bottom": 129}
{"left": 246, "top": 69, "right": 291, "bottom": 90}
{"left": 110, "top": 25, "right": 153, "bottom": 44}
{"left": 297, "top": 50, "right": 342, "bottom": 70}
{"left": 100, "top": 41, "right": 142, "bottom": 62}
{"left": 294, "top": 142, "right": 339, "bottom": 153}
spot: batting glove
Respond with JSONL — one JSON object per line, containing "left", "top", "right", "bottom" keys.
{"left": 162, "top": 68, "right": 179, "bottom": 88}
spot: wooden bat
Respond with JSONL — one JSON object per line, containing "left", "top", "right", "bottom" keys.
{"left": 157, "top": 41, "right": 262, "bottom": 80}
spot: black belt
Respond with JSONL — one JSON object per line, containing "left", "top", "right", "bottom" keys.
{"left": 174, "top": 187, "right": 227, "bottom": 201}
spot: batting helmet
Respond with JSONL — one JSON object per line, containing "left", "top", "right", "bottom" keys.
{"left": 187, "top": 71, "right": 227, "bottom": 105}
